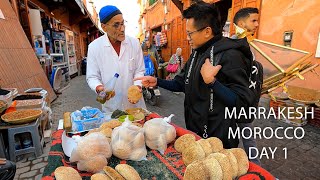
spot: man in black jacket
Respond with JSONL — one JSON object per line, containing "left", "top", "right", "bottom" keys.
{"left": 135, "top": 2, "right": 256, "bottom": 148}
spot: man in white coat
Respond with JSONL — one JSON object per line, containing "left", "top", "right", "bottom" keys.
{"left": 86, "top": 5, "right": 146, "bottom": 113}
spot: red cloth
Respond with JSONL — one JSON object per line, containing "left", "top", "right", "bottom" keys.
{"left": 110, "top": 40, "right": 121, "bottom": 56}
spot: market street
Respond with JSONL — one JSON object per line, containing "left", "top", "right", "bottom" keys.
{"left": 13, "top": 75, "right": 319, "bottom": 179}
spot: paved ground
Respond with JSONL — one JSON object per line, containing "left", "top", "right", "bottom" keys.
{"left": 13, "top": 75, "right": 320, "bottom": 179}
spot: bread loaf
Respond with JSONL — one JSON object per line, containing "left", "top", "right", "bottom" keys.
{"left": 115, "top": 164, "right": 141, "bottom": 180}
{"left": 54, "top": 166, "right": 81, "bottom": 180}
{"left": 103, "top": 166, "right": 125, "bottom": 180}
{"left": 63, "top": 112, "right": 72, "bottom": 132}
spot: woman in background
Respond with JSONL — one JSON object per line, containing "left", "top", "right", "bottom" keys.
{"left": 167, "top": 48, "right": 183, "bottom": 80}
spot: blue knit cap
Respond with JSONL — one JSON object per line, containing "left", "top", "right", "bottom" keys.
{"left": 99, "top": 5, "right": 122, "bottom": 24}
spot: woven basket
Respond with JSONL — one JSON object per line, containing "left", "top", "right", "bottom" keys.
{"left": 287, "top": 85, "right": 320, "bottom": 104}
{"left": 1, "top": 109, "right": 42, "bottom": 124}
{"left": 288, "top": 95, "right": 319, "bottom": 105}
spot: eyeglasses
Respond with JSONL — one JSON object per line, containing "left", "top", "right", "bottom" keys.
{"left": 186, "top": 27, "right": 207, "bottom": 38}
{"left": 106, "top": 20, "right": 127, "bottom": 29}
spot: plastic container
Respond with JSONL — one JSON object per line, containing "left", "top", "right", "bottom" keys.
{"left": 71, "top": 108, "right": 104, "bottom": 132}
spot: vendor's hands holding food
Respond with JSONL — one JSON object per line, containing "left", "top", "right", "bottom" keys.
{"left": 96, "top": 85, "right": 115, "bottom": 101}
{"left": 200, "top": 59, "right": 222, "bottom": 84}
{"left": 127, "top": 85, "right": 142, "bottom": 104}
{"left": 134, "top": 76, "right": 157, "bottom": 88}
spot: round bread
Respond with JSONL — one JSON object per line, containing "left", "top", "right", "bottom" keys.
{"left": 100, "top": 127, "right": 113, "bottom": 138}
{"left": 174, "top": 134, "right": 196, "bottom": 153}
{"left": 112, "top": 141, "right": 132, "bottom": 159}
{"left": 144, "top": 123, "right": 162, "bottom": 141}
{"left": 115, "top": 164, "right": 141, "bottom": 180}
{"left": 91, "top": 173, "right": 111, "bottom": 180}
{"left": 128, "top": 85, "right": 142, "bottom": 102}
{"left": 208, "top": 153, "right": 233, "bottom": 180}
{"left": 183, "top": 160, "right": 209, "bottom": 180}
{"left": 165, "top": 125, "right": 177, "bottom": 144}
{"left": 101, "top": 120, "right": 122, "bottom": 129}
{"left": 182, "top": 142, "right": 206, "bottom": 166}
{"left": 77, "top": 133, "right": 112, "bottom": 159}
{"left": 103, "top": 166, "right": 125, "bottom": 180}
{"left": 146, "top": 138, "right": 159, "bottom": 150}
{"left": 229, "top": 148, "right": 249, "bottom": 176}
{"left": 54, "top": 166, "right": 81, "bottom": 180}
{"left": 202, "top": 157, "right": 223, "bottom": 180}
{"left": 220, "top": 149, "right": 238, "bottom": 179}
{"left": 197, "top": 139, "right": 212, "bottom": 157}
{"left": 207, "top": 137, "right": 224, "bottom": 153}
{"left": 77, "top": 155, "right": 108, "bottom": 173}
{"left": 130, "top": 148, "right": 147, "bottom": 161}
{"left": 132, "top": 132, "right": 145, "bottom": 148}
{"left": 117, "top": 128, "right": 133, "bottom": 142}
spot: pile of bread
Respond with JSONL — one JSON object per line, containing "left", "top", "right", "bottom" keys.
{"left": 175, "top": 134, "right": 249, "bottom": 179}
{"left": 69, "top": 115, "right": 177, "bottom": 173}
{"left": 54, "top": 164, "right": 141, "bottom": 180}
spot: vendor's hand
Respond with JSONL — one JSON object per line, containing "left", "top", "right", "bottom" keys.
{"left": 200, "top": 59, "right": 222, "bottom": 84}
{"left": 134, "top": 76, "right": 157, "bottom": 88}
{"left": 106, "top": 90, "right": 115, "bottom": 100}
{"left": 95, "top": 85, "right": 104, "bottom": 94}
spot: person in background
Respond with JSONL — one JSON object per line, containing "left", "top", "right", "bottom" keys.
{"left": 86, "top": 5, "right": 146, "bottom": 113}
{"left": 231, "top": 7, "right": 259, "bottom": 38}
{"left": 231, "top": 7, "right": 261, "bottom": 166}
{"left": 167, "top": 47, "right": 184, "bottom": 80}
{"left": 142, "top": 45, "right": 158, "bottom": 77}
{"left": 145, "top": 39, "right": 160, "bottom": 65}
{"left": 135, "top": 2, "right": 256, "bottom": 149}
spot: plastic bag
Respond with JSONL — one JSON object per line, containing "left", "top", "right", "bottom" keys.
{"left": 111, "top": 118, "right": 147, "bottom": 161}
{"left": 144, "top": 114, "right": 176, "bottom": 154}
{"left": 70, "top": 132, "right": 112, "bottom": 173}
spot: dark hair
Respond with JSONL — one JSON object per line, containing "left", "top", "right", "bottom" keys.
{"left": 182, "top": 1, "right": 222, "bottom": 36}
{"left": 233, "top": 7, "right": 259, "bottom": 25}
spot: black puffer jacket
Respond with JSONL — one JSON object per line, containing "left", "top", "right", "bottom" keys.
{"left": 174, "top": 35, "right": 255, "bottom": 148}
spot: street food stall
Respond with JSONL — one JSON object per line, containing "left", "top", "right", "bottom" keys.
{"left": 39, "top": 106, "right": 275, "bottom": 180}
{"left": 0, "top": 88, "right": 51, "bottom": 161}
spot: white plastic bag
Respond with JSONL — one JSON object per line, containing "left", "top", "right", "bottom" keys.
{"left": 111, "top": 118, "right": 147, "bottom": 161}
{"left": 70, "top": 132, "right": 112, "bottom": 173}
{"left": 144, "top": 114, "right": 176, "bottom": 154}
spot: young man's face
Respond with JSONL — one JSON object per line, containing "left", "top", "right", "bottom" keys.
{"left": 240, "top": 13, "right": 259, "bottom": 35}
{"left": 101, "top": 14, "right": 126, "bottom": 42}
{"left": 186, "top": 18, "right": 209, "bottom": 49}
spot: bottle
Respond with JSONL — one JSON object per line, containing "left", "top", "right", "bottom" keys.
{"left": 96, "top": 73, "right": 119, "bottom": 104}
